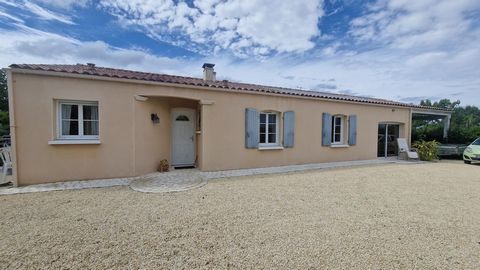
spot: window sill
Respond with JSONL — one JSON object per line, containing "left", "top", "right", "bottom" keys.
{"left": 258, "top": 146, "right": 284, "bottom": 150}
{"left": 48, "top": 140, "right": 101, "bottom": 145}
{"left": 330, "top": 144, "right": 349, "bottom": 148}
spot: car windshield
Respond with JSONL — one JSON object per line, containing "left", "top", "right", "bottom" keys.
{"left": 472, "top": 138, "right": 480, "bottom": 145}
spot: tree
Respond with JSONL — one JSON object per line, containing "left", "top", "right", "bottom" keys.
{"left": 448, "top": 105, "right": 480, "bottom": 143}
{"left": 434, "top": 99, "right": 460, "bottom": 110}
{"left": 420, "top": 98, "right": 460, "bottom": 110}
{"left": 420, "top": 99, "right": 433, "bottom": 107}
{"left": 414, "top": 99, "right": 480, "bottom": 144}
{"left": 0, "top": 70, "right": 8, "bottom": 137}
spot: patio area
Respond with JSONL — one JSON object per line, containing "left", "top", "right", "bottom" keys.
{"left": 0, "top": 161, "right": 479, "bottom": 269}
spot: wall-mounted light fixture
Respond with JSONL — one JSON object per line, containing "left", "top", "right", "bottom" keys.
{"left": 151, "top": 113, "right": 160, "bottom": 124}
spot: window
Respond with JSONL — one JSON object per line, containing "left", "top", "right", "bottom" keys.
{"left": 259, "top": 112, "right": 279, "bottom": 146}
{"left": 331, "top": 115, "right": 343, "bottom": 144}
{"left": 58, "top": 101, "right": 99, "bottom": 139}
{"left": 175, "top": 115, "right": 190, "bottom": 121}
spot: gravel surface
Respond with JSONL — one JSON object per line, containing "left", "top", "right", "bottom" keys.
{"left": 1, "top": 162, "right": 479, "bottom": 269}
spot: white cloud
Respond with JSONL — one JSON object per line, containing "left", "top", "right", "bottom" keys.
{"left": 342, "top": 0, "right": 480, "bottom": 105}
{"left": 0, "top": 10, "right": 24, "bottom": 23}
{"left": 24, "top": 2, "right": 75, "bottom": 24}
{"left": 1, "top": 1, "right": 76, "bottom": 24}
{"left": 33, "top": 0, "right": 91, "bottom": 9}
{"left": 99, "top": 0, "right": 324, "bottom": 57}
{"left": 0, "top": 26, "right": 190, "bottom": 75}
{"left": 349, "top": 0, "right": 480, "bottom": 50}
{"left": 1, "top": 23, "right": 479, "bottom": 106}
{"left": 1, "top": 1, "right": 479, "bottom": 106}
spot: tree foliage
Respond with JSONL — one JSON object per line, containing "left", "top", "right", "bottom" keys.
{"left": 420, "top": 98, "right": 460, "bottom": 110}
{"left": 413, "top": 99, "right": 480, "bottom": 144}
{"left": 0, "top": 70, "right": 7, "bottom": 112}
{"left": 0, "top": 70, "right": 8, "bottom": 137}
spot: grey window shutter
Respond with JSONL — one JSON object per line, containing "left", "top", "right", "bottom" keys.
{"left": 283, "top": 111, "right": 295, "bottom": 148}
{"left": 245, "top": 108, "right": 259, "bottom": 148}
{"left": 322, "top": 112, "right": 332, "bottom": 146}
{"left": 348, "top": 115, "right": 357, "bottom": 146}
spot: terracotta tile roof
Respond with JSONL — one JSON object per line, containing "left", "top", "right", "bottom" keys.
{"left": 9, "top": 63, "right": 450, "bottom": 112}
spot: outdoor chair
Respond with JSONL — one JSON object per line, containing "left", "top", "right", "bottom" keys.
{"left": 397, "top": 138, "right": 419, "bottom": 160}
{"left": 0, "top": 147, "right": 12, "bottom": 184}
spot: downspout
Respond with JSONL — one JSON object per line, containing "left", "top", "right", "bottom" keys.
{"left": 132, "top": 96, "right": 137, "bottom": 176}
{"left": 408, "top": 108, "right": 413, "bottom": 147}
{"left": 5, "top": 69, "right": 18, "bottom": 187}
{"left": 198, "top": 100, "right": 214, "bottom": 171}
{"left": 132, "top": 95, "right": 149, "bottom": 176}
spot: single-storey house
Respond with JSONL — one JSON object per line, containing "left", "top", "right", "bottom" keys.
{"left": 4, "top": 63, "right": 451, "bottom": 186}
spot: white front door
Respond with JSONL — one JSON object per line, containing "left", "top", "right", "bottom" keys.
{"left": 171, "top": 108, "right": 196, "bottom": 166}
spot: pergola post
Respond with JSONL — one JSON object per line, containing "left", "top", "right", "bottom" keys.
{"left": 443, "top": 114, "right": 451, "bottom": 139}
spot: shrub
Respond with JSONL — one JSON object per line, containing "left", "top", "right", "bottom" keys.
{"left": 412, "top": 140, "right": 440, "bottom": 161}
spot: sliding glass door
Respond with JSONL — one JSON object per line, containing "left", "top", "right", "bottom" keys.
{"left": 377, "top": 124, "right": 400, "bottom": 157}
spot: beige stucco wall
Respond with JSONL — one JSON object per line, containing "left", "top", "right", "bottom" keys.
{"left": 9, "top": 71, "right": 411, "bottom": 185}
{"left": 200, "top": 92, "right": 409, "bottom": 171}
{"left": 133, "top": 97, "right": 197, "bottom": 175}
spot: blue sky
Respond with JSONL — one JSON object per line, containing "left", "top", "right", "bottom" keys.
{"left": 1, "top": 0, "right": 479, "bottom": 106}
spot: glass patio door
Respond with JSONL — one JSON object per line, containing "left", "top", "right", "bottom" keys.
{"left": 377, "top": 124, "right": 400, "bottom": 157}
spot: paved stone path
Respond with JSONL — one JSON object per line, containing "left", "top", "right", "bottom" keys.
{"left": 0, "top": 174, "right": 145, "bottom": 195}
{"left": 0, "top": 159, "right": 415, "bottom": 195}
{"left": 202, "top": 158, "right": 410, "bottom": 179}
{"left": 130, "top": 169, "right": 207, "bottom": 193}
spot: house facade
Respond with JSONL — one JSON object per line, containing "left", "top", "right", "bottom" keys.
{"left": 5, "top": 64, "right": 450, "bottom": 186}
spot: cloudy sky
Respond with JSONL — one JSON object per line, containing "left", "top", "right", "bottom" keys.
{"left": 0, "top": 0, "right": 479, "bottom": 106}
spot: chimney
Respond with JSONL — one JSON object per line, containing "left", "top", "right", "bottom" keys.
{"left": 202, "top": 63, "right": 216, "bottom": 81}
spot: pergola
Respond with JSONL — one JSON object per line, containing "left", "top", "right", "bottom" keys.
{"left": 411, "top": 108, "right": 452, "bottom": 139}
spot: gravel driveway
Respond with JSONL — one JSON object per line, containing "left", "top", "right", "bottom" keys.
{"left": 1, "top": 162, "right": 479, "bottom": 269}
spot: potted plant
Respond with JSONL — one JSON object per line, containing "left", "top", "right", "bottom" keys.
{"left": 158, "top": 159, "right": 170, "bottom": 172}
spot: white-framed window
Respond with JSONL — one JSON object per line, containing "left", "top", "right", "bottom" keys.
{"left": 331, "top": 115, "right": 344, "bottom": 144}
{"left": 57, "top": 100, "right": 99, "bottom": 140}
{"left": 259, "top": 112, "right": 279, "bottom": 146}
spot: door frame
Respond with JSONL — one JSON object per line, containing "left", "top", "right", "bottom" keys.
{"left": 377, "top": 122, "right": 402, "bottom": 158}
{"left": 170, "top": 107, "right": 196, "bottom": 167}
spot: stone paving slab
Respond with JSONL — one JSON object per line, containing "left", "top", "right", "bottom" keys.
{"left": 0, "top": 159, "right": 416, "bottom": 195}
